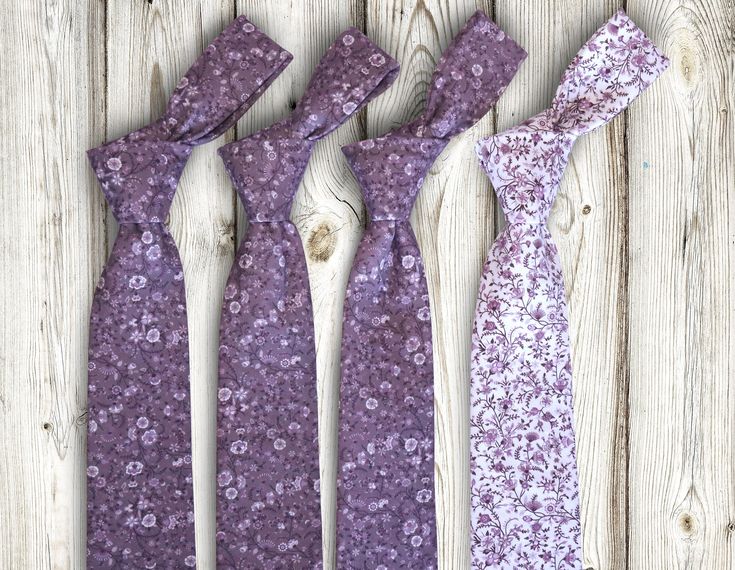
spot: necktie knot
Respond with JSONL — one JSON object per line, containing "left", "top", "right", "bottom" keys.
{"left": 219, "top": 123, "right": 314, "bottom": 223}
{"left": 342, "top": 135, "right": 446, "bottom": 222}
{"left": 476, "top": 114, "right": 575, "bottom": 226}
{"left": 476, "top": 9, "right": 669, "bottom": 226}
{"left": 88, "top": 138, "right": 192, "bottom": 223}
{"left": 88, "top": 15, "right": 292, "bottom": 224}
{"left": 219, "top": 27, "right": 399, "bottom": 224}
{"left": 343, "top": 10, "right": 526, "bottom": 224}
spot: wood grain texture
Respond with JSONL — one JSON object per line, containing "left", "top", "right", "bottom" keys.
{"left": 626, "top": 1, "right": 734, "bottom": 568}
{"left": 1, "top": 1, "right": 733, "bottom": 569}
{"left": 0, "top": 0, "right": 106, "bottom": 568}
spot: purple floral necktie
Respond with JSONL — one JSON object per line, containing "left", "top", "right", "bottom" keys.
{"left": 470, "top": 10, "right": 668, "bottom": 569}
{"left": 85, "top": 16, "right": 291, "bottom": 568}
{"left": 336, "top": 11, "right": 526, "bottom": 568}
{"left": 214, "top": 29, "right": 398, "bottom": 569}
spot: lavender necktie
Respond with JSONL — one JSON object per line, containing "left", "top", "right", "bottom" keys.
{"left": 470, "top": 10, "right": 668, "bottom": 568}
{"left": 85, "top": 16, "right": 291, "bottom": 568}
{"left": 214, "top": 29, "right": 398, "bottom": 569}
{"left": 337, "top": 11, "right": 526, "bottom": 568}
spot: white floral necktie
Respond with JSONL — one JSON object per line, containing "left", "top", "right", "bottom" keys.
{"left": 470, "top": 10, "right": 669, "bottom": 569}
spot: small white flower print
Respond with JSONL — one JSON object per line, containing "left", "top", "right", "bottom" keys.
{"left": 402, "top": 255, "right": 415, "bottom": 269}
{"left": 128, "top": 275, "right": 147, "bottom": 289}
{"left": 184, "top": 555, "right": 196, "bottom": 567}
{"left": 106, "top": 157, "right": 122, "bottom": 171}
{"left": 87, "top": 465, "right": 99, "bottom": 478}
{"left": 218, "top": 388, "right": 232, "bottom": 402}
{"left": 403, "top": 519, "right": 418, "bottom": 535}
{"left": 230, "top": 440, "right": 248, "bottom": 454}
{"left": 217, "top": 471, "right": 232, "bottom": 487}
{"left": 242, "top": 22, "right": 255, "bottom": 33}
{"left": 369, "top": 53, "right": 385, "bottom": 67}
{"left": 224, "top": 283, "right": 237, "bottom": 299}
{"left": 141, "top": 429, "right": 157, "bottom": 445}
{"left": 136, "top": 417, "right": 149, "bottom": 429}
{"left": 411, "top": 535, "right": 423, "bottom": 547}
{"left": 417, "top": 306, "right": 430, "bottom": 321}
{"left": 342, "top": 34, "right": 355, "bottom": 46}
{"left": 146, "top": 329, "right": 160, "bottom": 343}
{"left": 273, "top": 438, "right": 286, "bottom": 450}
{"left": 225, "top": 487, "right": 238, "bottom": 500}
{"left": 229, "top": 301, "right": 241, "bottom": 314}
{"left": 365, "top": 398, "right": 378, "bottom": 410}
{"left": 406, "top": 337, "right": 420, "bottom": 352}
{"left": 126, "top": 461, "right": 143, "bottom": 476}
{"left": 141, "top": 231, "right": 153, "bottom": 244}
{"left": 342, "top": 101, "right": 357, "bottom": 115}
{"left": 238, "top": 253, "right": 253, "bottom": 269}
{"left": 414, "top": 353, "right": 426, "bottom": 365}
{"left": 146, "top": 245, "right": 161, "bottom": 260}
{"left": 141, "top": 514, "right": 156, "bottom": 528}
{"left": 404, "top": 438, "right": 418, "bottom": 452}
{"left": 472, "top": 63, "right": 484, "bottom": 76}
{"left": 416, "top": 489, "right": 432, "bottom": 503}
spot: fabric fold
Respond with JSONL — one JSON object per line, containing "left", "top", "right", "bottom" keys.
{"left": 214, "top": 27, "right": 398, "bottom": 569}
{"left": 85, "top": 16, "right": 289, "bottom": 568}
{"left": 336, "top": 11, "right": 525, "bottom": 568}
{"left": 470, "top": 10, "right": 668, "bottom": 568}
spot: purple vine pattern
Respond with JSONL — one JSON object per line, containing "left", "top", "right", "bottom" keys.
{"left": 470, "top": 10, "right": 668, "bottom": 569}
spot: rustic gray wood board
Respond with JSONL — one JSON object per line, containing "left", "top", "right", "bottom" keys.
{"left": 0, "top": 1, "right": 732, "bottom": 569}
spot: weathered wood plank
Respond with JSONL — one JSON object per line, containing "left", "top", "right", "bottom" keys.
{"left": 105, "top": 2, "right": 237, "bottom": 568}
{"left": 495, "top": 3, "right": 632, "bottom": 569}
{"left": 626, "top": 1, "right": 734, "bottom": 568}
{"left": 235, "top": 3, "right": 365, "bottom": 568}
{"left": 0, "top": 0, "right": 106, "bottom": 568}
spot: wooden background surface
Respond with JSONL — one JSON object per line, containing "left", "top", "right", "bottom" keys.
{"left": 1, "top": 0, "right": 733, "bottom": 568}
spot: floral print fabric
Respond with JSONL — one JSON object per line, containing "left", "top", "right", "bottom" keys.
{"left": 86, "top": 16, "right": 291, "bottom": 568}
{"left": 337, "top": 11, "right": 526, "bottom": 569}
{"left": 470, "top": 10, "right": 668, "bottom": 569}
{"left": 215, "top": 29, "right": 398, "bottom": 569}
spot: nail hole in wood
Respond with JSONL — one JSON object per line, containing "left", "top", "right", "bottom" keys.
{"left": 582, "top": 205, "right": 592, "bottom": 215}
{"left": 42, "top": 422, "right": 53, "bottom": 432}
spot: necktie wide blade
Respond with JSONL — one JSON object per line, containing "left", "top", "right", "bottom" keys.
{"left": 337, "top": 11, "right": 526, "bottom": 568}
{"left": 86, "top": 16, "right": 291, "bottom": 568}
{"left": 470, "top": 10, "right": 668, "bottom": 569}
{"left": 215, "top": 29, "right": 398, "bottom": 569}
